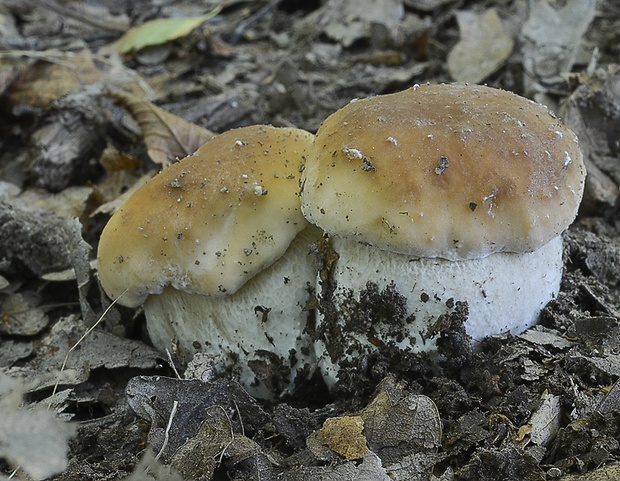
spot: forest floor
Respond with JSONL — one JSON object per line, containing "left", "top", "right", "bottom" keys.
{"left": 1, "top": 0, "right": 620, "bottom": 480}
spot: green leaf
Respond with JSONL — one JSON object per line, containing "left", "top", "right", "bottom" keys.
{"left": 113, "top": 6, "right": 222, "bottom": 54}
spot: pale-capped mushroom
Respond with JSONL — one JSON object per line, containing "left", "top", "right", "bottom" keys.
{"left": 300, "top": 83, "right": 586, "bottom": 387}
{"left": 98, "top": 125, "right": 318, "bottom": 398}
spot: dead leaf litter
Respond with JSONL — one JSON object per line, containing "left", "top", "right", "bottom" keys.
{"left": 0, "top": 0, "right": 619, "bottom": 479}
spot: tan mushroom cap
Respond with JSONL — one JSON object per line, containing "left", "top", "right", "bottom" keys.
{"left": 301, "top": 83, "right": 586, "bottom": 260}
{"left": 98, "top": 125, "right": 313, "bottom": 307}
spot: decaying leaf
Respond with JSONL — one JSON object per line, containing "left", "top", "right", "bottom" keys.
{"left": 520, "top": 0, "right": 598, "bottom": 89}
{"left": 359, "top": 384, "right": 442, "bottom": 453}
{"left": 1, "top": 51, "right": 149, "bottom": 110}
{"left": 169, "top": 406, "right": 233, "bottom": 480}
{"left": 570, "top": 351, "right": 620, "bottom": 378}
{"left": 528, "top": 390, "right": 561, "bottom": 446}
{"left": 13, "top": 187, "right": 93, "bottom": 220}
{"left": 562, "top": 65, "right": 620, "bottom": 214}
{"left": 447, "top": 9, "right": 513, "bottom": 83}
{"left": 107, "top": 8, "right": 221, "bottom": 55}
{"left": 0, "top": 201, "right": 75, "bottom": 277}
{"left": 382, "top": 451, "right": 448, "bottom": 481}
{"left": 320, "top": 416, "right": 368, "bottom": 460}
{"left": 93, "top": 171, "right": 156, "bottom": 216}
{"left": 597, "top": 380, "right": 620, "bottom": 413}
{"left": 125, "top": 376, "right": 270, "bottom": 463}
{"left": 123, "top": 375, "right": 279, "bottom": 479}
{"left": 4, "top": 315, "right": 162, "bottom": 394}
{"left": 518, "top": 326, "right": 575, "bottom": 350}
{"left": 558, "top": 461, "right": 620, "bottom": 480}
{"left": 278, "top": 450, "right": 392, "bottom": 480}
{"left": 110, "top": 91, "right": 217, "bottom": 167}
{"left": 320, "top": 0, "right": 405, "bottom": 48}
{"left": 0, "top": 292, "right": 49, "bottom": 336}
{"left": 0, "top": 339, "right": 33, "bottom": 369}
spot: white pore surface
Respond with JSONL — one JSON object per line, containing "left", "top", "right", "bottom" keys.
{"left": 145, "top": 227, "right": 318, "bottom": 400}
{"left": 317, "top": 235, "right": 563, "bottom": 387}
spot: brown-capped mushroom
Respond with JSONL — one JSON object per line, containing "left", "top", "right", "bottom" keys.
{"left": 98, "top": 125, "right": 317, "bottom": 398}
{"left": 300, "top": 83, "right": 586, "bottom": 387}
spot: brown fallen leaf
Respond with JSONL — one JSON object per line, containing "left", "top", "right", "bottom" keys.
{"left": 320, "top": 415, "right": 368, "bottom": 460}
{"left": 2, "top": 50, "right": 149, "bottom": 110}
{"left": 358, "top": 383, "right": 442, "bottom": 453}
{"left": 110, "top": 91, "right": 217, "bottom": 168}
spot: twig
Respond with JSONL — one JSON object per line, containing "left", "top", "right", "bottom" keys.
{"left": 233, "top": 399, "right": 245, "bottom": 437}
{"left": 165, "top": 348, "right": 181, "bottom": 379}
{"left": 228, "top": 0, "right": 284, "bottom": 44}
{"left": 154, "top": 400, "right": 179, "bottom": 462}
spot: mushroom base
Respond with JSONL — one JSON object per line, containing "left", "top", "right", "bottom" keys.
{"left": 144, "top": 227, "right": 319, "bottom": 400}
{"left": 315, "top": 235, "right": 563, "bottom": 388}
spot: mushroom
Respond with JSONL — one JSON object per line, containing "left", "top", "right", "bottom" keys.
{"left": 300, "top": 83, "right": 586, "bottom": 387}
{"left": 97, "top": 125, "right": 318, "bottom": 398}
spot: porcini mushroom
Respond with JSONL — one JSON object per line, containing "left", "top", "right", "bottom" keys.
{"left": 97, "top": 125, "right": 318, "bottom": 398}
{"left": 300, "top": 83, "right": 586, "bottom": 386}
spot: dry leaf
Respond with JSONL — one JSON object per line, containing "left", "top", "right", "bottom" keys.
{"left": 2, "top": 51, "right": 149, "bottom": 110}
{"left": 321, "top": 0, "right": 404, "bottom": 48}
{"left": 559, "top": 463, "right": 620, "bottom": 481}
{"left": 14, "top": 187, "right": 93, "bottom": 219}
{"left": 93, "top": 171, "right": 156, "bottom": 216}
{"left": 0, "top": 293, "right": 49, "bottom": 336}
{"left": 360, "top": 390, "right": 442, "bottom": 451}
{"left": 520, "top": 0, "right": 597, "bottom": 88}
{"left": 447, "top": 9, "right": 513, "bottom": 83}
{"left": 320, "top": 415, "right": 368, "bottom": 460}
{"left": 110, "top": 91, "right": 217, "bottom": 167}
{"left": 528, "top": 390, "right": 561, "bottom": 447}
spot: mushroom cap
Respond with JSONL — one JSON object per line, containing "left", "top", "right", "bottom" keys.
{"left": 98, "top": 125, "right": 313, "bottom": 307}
{"left": 301, "top": 83, "right": 586, "bottom": 260}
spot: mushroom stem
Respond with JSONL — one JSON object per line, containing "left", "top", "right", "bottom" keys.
{"left": 145, "top": 226, "right": 320, "bottom": 399}
{"left": 315, "top": 235, "right": 563, "bottom": 388}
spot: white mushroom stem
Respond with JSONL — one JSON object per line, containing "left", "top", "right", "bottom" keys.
{"left": 316, "top": 235, "right": 563, "bottom": 388}
{"left": 145, "top": 227, "right": 319, "bottom": 400}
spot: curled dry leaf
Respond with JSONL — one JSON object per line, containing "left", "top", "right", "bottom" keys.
{"left": 110, "top": 91, "right": 217, "bottom": 167}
